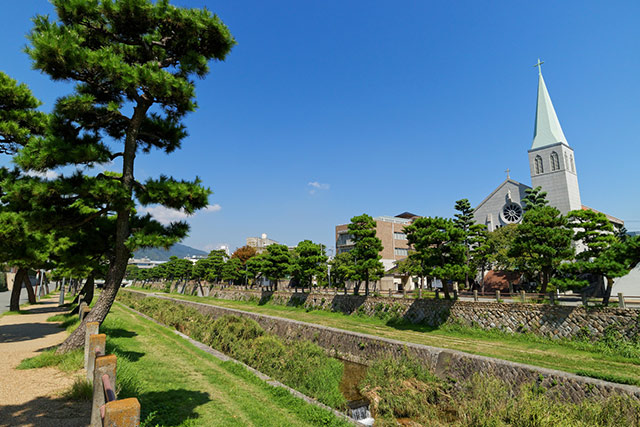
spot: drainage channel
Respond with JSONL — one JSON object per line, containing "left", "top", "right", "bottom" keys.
{"left": 116, "top": 301, "right": 369, "bottom": 425}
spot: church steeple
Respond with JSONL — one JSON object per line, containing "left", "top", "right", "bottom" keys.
{"left": 528, "top": 61, "right": 581, "bottom": 215}
{"left": 532, "top": 61, "right": 568, "bottom": 150}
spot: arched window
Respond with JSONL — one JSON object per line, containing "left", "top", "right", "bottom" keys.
{"left": 564, "top": 152, "right": 569, "bottom": 169}
{"left": 534, "top": 155, "right": 544, "bottom": 174}
{"left": 570, "top": 154, "right": 575, "bottom": 172}
{"left": 550, "top": 151, "right": 560, "bottom": 171}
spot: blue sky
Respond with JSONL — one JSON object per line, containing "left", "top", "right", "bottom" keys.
{"left": 2, "top": 1, "right": 639, "bottom": 253}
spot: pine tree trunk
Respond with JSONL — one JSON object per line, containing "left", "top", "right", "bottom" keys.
{"left": 24, "top": 271, "right": 36, "bottom": 304}
{"left": 540, "top": 270, "right": 550, "bottom": 295}
{"left": 9, "top": 268, "right": 27, "bottom": 311}
{"left": 602, "top": 276, "right": 614, "bottom": 306}
{"left": 56, "top": 99, "right": 150, "bottom": 354}
{"left": 70, "top": 274, "right": 95, "bottom": 315}
{"left": 442, "top": 280, "right": 451, "bottom": 300}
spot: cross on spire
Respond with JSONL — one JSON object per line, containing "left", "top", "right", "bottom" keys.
{"left": 533, "top": 58, "right": 544, "bottom": 75}
{"left": 505, "top": 168, "right": 510, "bottom": 179}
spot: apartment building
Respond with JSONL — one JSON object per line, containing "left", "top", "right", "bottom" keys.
{"left": 335, "top": 212, "right": 419, "bottom": 290}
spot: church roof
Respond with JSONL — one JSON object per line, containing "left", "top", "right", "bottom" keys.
{"left": 531, "top": 68, "right": 568, "bottom": 150}
{"left": 474, "top": 178, "right": 530, "bottom": 212}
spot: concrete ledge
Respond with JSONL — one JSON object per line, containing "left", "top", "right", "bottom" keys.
{"left": 122, "top": 289, "right": 640, "bottom": 404}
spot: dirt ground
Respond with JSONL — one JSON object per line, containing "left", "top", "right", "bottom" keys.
{"left": 0, "top": 297, "right": 90, "bottom": 427}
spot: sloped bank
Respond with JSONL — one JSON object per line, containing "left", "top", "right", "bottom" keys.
{"left": 121, "top": 289, "right": 640, "bottom": 404}
{"left": 149, "top": 285, "right": 640, "bottom": 341}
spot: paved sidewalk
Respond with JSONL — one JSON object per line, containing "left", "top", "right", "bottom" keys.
{"left": 0, "top": 290, "right": 29, "bottom": 315}
{"left": 0, "top": 297, "right": 90, "bottom": 427}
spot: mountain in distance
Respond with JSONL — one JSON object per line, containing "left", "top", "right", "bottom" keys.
{"left": 133, "top": 243, "right": 207, "bottom": 262}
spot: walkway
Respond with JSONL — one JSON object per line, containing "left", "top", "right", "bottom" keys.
{"left": 0, "top": 297, "right": 90, "bottom": 427}
{"left": 0, "top": 289, "right": 29, "bottom": 315}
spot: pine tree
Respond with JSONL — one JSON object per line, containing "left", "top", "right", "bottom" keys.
{"left": 405, "top": 217, "right": 466, "bottom": 300}
{"left": 14, "top": 0, "right": 235, "bottom": 352}
{"left": 292, "top": 240, "right": 328, "bottom": 290}
{"left": 454, "top": 198, "right": 487, "bottom": 289}
{"left": 566, "top": 209, "right": 630, "bottom": 304}
{"left": 347, "top": 214, "right": 384, "bottom": 296}
{"left": 510, "top": 206, "right": 574, "bottom": 294}
{"left": 261, "top": 244, "right": 293, "bottom": 291}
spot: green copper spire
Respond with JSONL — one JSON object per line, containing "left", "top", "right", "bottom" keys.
{"left": 531, "top": 62, "right": 568, "bottom": 150}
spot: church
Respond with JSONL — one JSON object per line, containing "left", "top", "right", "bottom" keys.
{"left": 473, "top": 63, "right": 623, "bottom": 230}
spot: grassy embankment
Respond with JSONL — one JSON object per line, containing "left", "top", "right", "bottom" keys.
{"left": 128, "top": 288, "right": 640, "bottom": 387}
{"left": 120, "top": 290, "right": 640, "bottom": 427}
{"left": 19, "top": 296, "right": 350, "bottom": 427}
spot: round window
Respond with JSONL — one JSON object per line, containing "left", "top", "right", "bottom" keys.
{"left": 501, "top": 202, "right": 523, "bottom": 223}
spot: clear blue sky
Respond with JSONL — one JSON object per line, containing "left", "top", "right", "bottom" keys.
{"left": 2, "top": 1, "right": 639, "bottom": 253}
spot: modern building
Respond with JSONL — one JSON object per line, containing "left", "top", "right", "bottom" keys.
{"left": 246, "top": 233, "right": 279, "bottom": 254}
{"left": 335, "top": 212, "right": 419, "bottom": 290}
{"left": 474, "top": 63, "right": 623, "bottom": 231}
{"left": 128, "top": 258, "right": 165, "bottom": 269}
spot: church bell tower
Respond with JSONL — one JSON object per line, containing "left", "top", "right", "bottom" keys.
{"left": 528, "top": 61, "right": 582, "bottom": 214}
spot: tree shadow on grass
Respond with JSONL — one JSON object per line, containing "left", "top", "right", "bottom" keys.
{"left": 0, "top": 395, "right": 91, "bottom": 427}
{"left": 100, "top": 324, "right": 137, "bottom": 339}
{"left": 139, "top": 389, "right": 210, "bottom": 427}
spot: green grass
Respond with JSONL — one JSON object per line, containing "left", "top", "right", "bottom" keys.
{"left": 134, "top": 289, "right": 640, "bottom": 387}
{"left": 116, "top": 292, "right": 347, "bottom": 409}
{"left": 62, "top": 377, "right": 93, "bottom": 401}
{"left": 22, "top": 293, "right": 350, "bottom": 427}
{"left": 361, "top": 357, "right": 640, "bottom": 426}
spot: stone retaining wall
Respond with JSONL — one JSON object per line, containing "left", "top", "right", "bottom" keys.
{"left": 141, "top": 284, "right": 640, "bottom": 341}
{"left": 122, "top": 289, "right": 640, "bottom": 404}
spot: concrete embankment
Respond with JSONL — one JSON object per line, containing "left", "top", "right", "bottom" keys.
{"left": 122, "top": 289, "right": 640, "bottom": 404}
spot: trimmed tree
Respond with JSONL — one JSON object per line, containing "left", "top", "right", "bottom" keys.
{"left": 261, "top": 244, "right": 293, "bottom": 291}
{"left": 405, "top": 217, "right": 466, "bottom": 300}
{"left": 510, "top": 206, "right": 574, "bottom": 294}
{"left": 17, "top": 0, "right": 236, "bottom": 352}
{"left": 566, "top": 209, "right": 631, "bottom": 304}
{"left": 348, "top": 214, "right": 384, "bottom": 296}
{"left": 454, "top": 198, "right": 487, "bottom": 289}
{"left": 292, "top": 240, "right": 327, "bottom": 290}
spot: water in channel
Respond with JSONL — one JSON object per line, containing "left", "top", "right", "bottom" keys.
{"left": 338, "top": 359, "right": 375, "bottom": 425}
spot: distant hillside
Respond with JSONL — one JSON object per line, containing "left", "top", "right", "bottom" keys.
{"left": 133, "top": 243, "right": 207, "bottom": 261}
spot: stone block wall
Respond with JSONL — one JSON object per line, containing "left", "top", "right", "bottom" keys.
{"left": 122, "top": 290, "right": 640, "bottom": 403}
{"left": 191, "top": 288, "right": 640, "bottom": 341}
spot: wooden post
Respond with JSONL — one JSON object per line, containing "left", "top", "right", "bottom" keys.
{"left": 84, "top": 322, "right": 100, "bottom": 370}
{"left": 389, "top": 289, "right": 392, "bottom": 298}
{"left": 582, "top": 293, "right": 588, "bottom": 307}
{"left": 58, "top": 282, "right": 65, "bottom": 306}
{"left": 80, "top": 306, "right": 91, "bottom": 322}
{"left": 473, "top": 290, "right": 478, "bottom": 302}
{"left": 548, "top": 292, "right": 555, "bottom": 304}
{"left": 103, "top": 398, "right": 141, "bottom": 427}
{"left": 78, "top": 302, "right": 88, "bottom": 320}
{"left": 496, "top": 290, "right": 501, "bottom": 302}
{"left": 87, "top": 334, "right": 106, "bottom": 382}
{"left": 91, "top": 355, "right": 117, "bottom": 427}
{"left": 618, "top": 293, "right": 626, "bottom": 309}
{"left": 520, "top": 290, "right": 526, "bottom": 303}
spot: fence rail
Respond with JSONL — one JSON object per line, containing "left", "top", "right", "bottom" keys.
{"left": 82, "top": 315, "right": 141, "bottom": 427}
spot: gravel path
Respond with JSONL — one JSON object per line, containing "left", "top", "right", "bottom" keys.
{"left": 0, "top": 297, "right": 90, "bottom": 426}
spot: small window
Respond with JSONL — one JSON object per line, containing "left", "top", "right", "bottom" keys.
{"left": 534, "top": 155, "right": 544, "bottom": 174}
{"left": 550, "top": 152, "right": 560, "bottom": 171}
{"left": 394, "top": 248, "right": 409, "bottom": 256}
{"left": 393, "top": 232, "right": 407, "bottom": 240}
